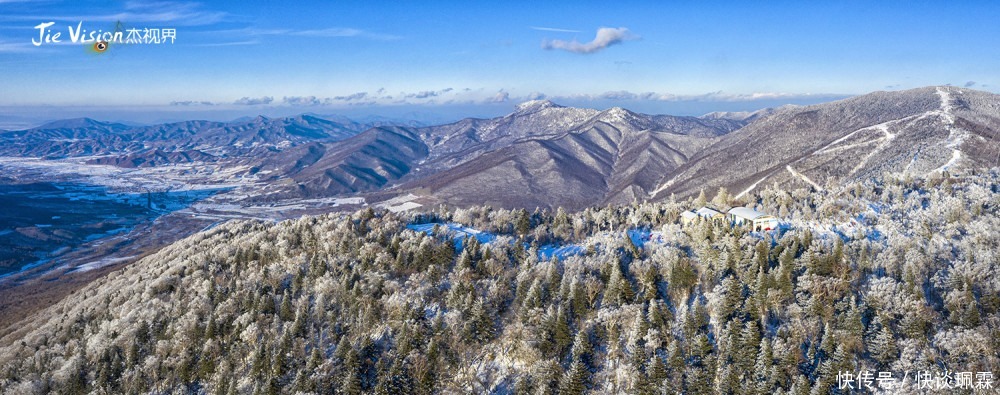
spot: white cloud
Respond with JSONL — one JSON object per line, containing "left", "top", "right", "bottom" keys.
{"left": 0, "top": 40, "right": 34, "bottom": 53}
{"left": 234, "top": 96, "right": 273, "bottom": 105}
{"left": 333, "top": 92, "right": 368, "bottom": 101}
{"left": 192, "top": 40, "right": 259, "bottom": 47}
{"left": 170, "top": 100, "right": 215, "bottom": 106}
{"left": 290, "top": 27, "right": 400, "bottom": 40}
{"left": 542, "top": 27, "right": 637, "bottom": 54}
{"left": 404, "top": 88, "right": 454, "bottom": 99}
{"left": 530, "top": 26, "right": 581, "bottom": 33}
{"left": 599, "top": 90, "right": 638, "bottom": 100}
{"left": 4, "top": 1, "right": 227, "bottom": 26}
{"left": 489, "top": 90, "right": 509, "bottom": 103}
{"left": 213, "top": 26, "right": 400, "bottom": 41}
{"left": 524, "top": 90, "right": 845, "bottom": 105}
{"left": 282, "top": 96, "right": 328, "bottom": 106}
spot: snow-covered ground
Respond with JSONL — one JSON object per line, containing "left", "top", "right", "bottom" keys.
{"left": 377, "top": 193, "right": 424, "bottom": 213}
{"left": 407, "top": 222, "right": 497, "bottom": 250}
{"left": 70, "top": 255, "right": 138, "bottom": 273}
{"left": 408, "top": 223, "right": 672, "bottom": 261}
{"left": 181, "top": 196, "right": 367, "bottom": 221}
{"left": 0, "top": 156, "right": 259, "bottom": 193}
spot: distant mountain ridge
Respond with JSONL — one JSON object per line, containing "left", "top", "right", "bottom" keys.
{"left": 259, "top": 101, "right": 744, "bottom": 208}
{"left": 2, "top": 86, "right": 998, "bottom": 209}
{"left": 651, "top": 86, "right": 1000, "bottom": 199}
{"left": 0, "top": 114, "right": 413, "bottom": 167}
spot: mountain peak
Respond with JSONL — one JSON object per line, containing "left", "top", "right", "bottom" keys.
{"left": 35, "top": 117, "right": 110, "bottom": 130}
{"left": 602, "top": 106, "right": 632, "bottom": 115}
{"left": 596, "top": 106, "right": 643, "bottom": 124}
{"left": 514, "top": 100, "right": 560, "bottom": 114}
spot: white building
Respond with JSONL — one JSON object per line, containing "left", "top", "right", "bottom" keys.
{"left": 727, "top": 207, "right": 779, "bottom": 231}
{"left": 680, "top": 210, "right": 699, "bottom": 225}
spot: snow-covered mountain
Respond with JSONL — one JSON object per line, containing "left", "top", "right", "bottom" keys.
{"left": 2, "top": 86, "right": 998, "bottom": 209}
{"left": 1, "top": 87, "right": 999, "bottom": 395}
{"left": 652, "top": 86, "right": 1000, "bottom": 199}
{"left": 259, "top": 101, "right": 744, "bottom": 208}
{"left": 0, "top": 115, "right": 378, "bottom": 164}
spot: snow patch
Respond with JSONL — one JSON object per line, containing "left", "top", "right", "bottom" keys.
{"left": 377, "top": 193, "right": 423, "bottom": 213}
{"left": 934, "top": 149, "right": 962, "bottom": 173}
{"left": 786, "top": 165, "right": 824, "bottom": 191}
{"left": 72, "top": 255, "right": 137, "bottom": 272}
{"left": 736, "top": 173, "right": 772, "bottom": 199}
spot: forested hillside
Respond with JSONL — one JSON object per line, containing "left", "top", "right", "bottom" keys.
{"left": 0, "top": 170, "right": 997, "bottom": 394}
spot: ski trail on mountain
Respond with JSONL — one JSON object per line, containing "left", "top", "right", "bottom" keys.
{"left": 933, "top": 86, "right": 965, "bottom": 173}
{"left": 735, "top": 172, "right": 774, "bottom": 199}
{"left": 786, "top": 165, "right": 823, "bottom": 190}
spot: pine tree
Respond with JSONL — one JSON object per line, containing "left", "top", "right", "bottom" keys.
{"left": 647, "top": 354, "right": 667, "bottom": 389}
{"left": 551, "top": 305, "right": 572, "bottom": 356}
{"left": 738, "top": 321, "right": 761, "bottom": 372}
{"left": 695, "top": 189, "right": 708, "bottom": 207}
{"left": 753, "top": 339, "right": 774, "bottom": 393}
{"left": 467, "top": 298, "right": 495, "bottom": 342}
{"left": 720, "top": 277, "right": 743, "bottom": 321}
{"left": 712, "top": 187, "right": 731, "bottom": 208}
{"left": 515, "top": 208, "right": 531, "bottom": 236}
{"left": 715, "top": 363, "right": 739, "bottom": 395}
{"left": 870, "top": 324, "right": 898, "bottom": 368}
{"left": 279, "top": 290, "right": 294, "bottom": 321}
{"left": 570, "top": 330, "right": 593, "bottom": 366}
{"left": 568, "top": 279, "right": 588, "bottom": 319}
{"left": 339, "top": 346, "right": 362, "bottom": 395}
{"left": 558, "top": 360, "right": 587, "bottom": 395}
{"left": 532, "top": 359, "right": 562, "bottom": 395}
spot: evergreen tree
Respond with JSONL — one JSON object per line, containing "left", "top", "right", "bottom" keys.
{"left": 647, "top": 354, "right": 667, "bottom": 390}
{"left": 869, "top": 324, "right": 898, "bottom": 368}
{"left": 339, "top": 346, "right": 362, "bottom": 395}
{"left": 558, "top": 360, "right": 587, "bottom": 395}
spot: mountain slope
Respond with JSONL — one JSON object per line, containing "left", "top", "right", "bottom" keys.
{"left": 0, "top": 115, "right": 374, "bottom": 162}
{"left": 262, "top": 103, "right": 742, "bottom": 208}
{"left": 652, "top": 86, "right": 1000, "bottom": 199}
{"left": 409, "top": 107, "right": 725, "bottom": 209}
{"left": 1, "top": 174, "right": 997, "bottom": 394}
{"left": 260, "top": 126, "right": 429, "bottom": 198}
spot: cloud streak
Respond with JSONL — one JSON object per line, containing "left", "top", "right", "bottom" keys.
{"left": 2, "top": 1, "right": 227, "bottom": 26}
{"left": 530, "top": 26, "right": 581, "bottom": 33}
{"left": 282, "top": 96, "right": 327, "bottom": 106}
{"left": 205, "top": 88, "right": 840, "bottom": 110}
{"left": 290, "top": 27, "right": 400, "bottom": 40}
{"left": 234, "top": 96, "right": 273, "bottom": 105}
{"left": 209, "top": 26, "right": 401, "bottom": 42}
{"left": 542, "top": 27, "right": 637, "bottom": 54}
{"left": 489, "top": 90, "right": 509, "bottom": 103}
{"left": 170, "top": 100, "right": 215, "bottom": 106}
{"left": 404, "top": 88, "right": 453, "bottom": 99}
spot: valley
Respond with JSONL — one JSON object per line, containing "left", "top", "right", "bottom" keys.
{"left": 0, "top": 86, "right": 997, "bottom": 393}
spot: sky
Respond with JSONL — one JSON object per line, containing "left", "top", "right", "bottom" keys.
{"left": 1, "top": 0, "right": 998, "bottom": 128}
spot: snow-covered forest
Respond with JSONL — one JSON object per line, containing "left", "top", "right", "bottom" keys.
{"left": 0, "top": 170, "right": 997, "bottom": 394}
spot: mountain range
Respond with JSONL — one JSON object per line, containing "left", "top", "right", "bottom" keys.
{"left": 0, "top": 86, "right": 998, "bottom": 393}
{"left": 2, "top": 86, "right": 998, "bottom": 210}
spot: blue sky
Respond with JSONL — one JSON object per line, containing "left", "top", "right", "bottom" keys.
{"left": 1, "top": 0, "right": 998, "bottom": 127}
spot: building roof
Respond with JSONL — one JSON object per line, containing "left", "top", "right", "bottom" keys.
{"left": 728, "top": 207, "right": 767, "bottom": 220}
{"left": 681, "top": 211, "right": 698, "bottom": 219}
{"left": 695, "top": 207, "right": 723, "bottom": 217}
